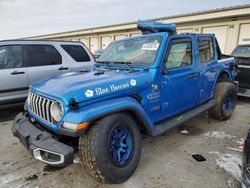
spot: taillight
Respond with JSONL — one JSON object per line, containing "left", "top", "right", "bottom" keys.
{"left": 82, "top": 43, "right": 96, "bottom": 62}
{"left": 89, "top": 50, "right": 96, "bottom": 62}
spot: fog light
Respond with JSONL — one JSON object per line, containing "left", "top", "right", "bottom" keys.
{"left": 33, "top": 148, "right": 64, "bottom": 165}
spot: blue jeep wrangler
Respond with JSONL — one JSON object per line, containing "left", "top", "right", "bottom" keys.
{"left": 12, "top": 21, "right": 238, "bottom": 184}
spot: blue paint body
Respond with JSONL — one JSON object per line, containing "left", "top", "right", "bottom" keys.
{"left": 28, "top": 23, "right": 236, "bottom": 136}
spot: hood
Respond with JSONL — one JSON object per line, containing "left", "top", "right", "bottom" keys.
{"left": 30, "top": 69, "right": 149, "bottom": 105}
{"left": 234, "top": 56, "right": 250, "bottom": 65}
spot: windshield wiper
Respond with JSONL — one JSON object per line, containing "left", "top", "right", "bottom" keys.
{"left": 97, "top": 61, "right": 137, "bottom": 72}
{"left": 112, "top": 61, "right": 136, "bottom": 72}
{"left": 96, "top": 61, "right": 110, "bottom": 69}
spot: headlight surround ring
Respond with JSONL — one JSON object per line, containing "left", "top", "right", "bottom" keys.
{"left": 50, "top": 101, "right": 64, "bottom": 122}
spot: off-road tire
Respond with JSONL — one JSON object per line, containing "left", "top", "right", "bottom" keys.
{"left": 209, "top": 82, "right": 237, "bottom": 120}
{"left": 79, "top": 113, "right": 141, "bottom": 184}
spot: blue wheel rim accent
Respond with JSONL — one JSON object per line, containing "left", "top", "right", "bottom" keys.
{"left": 223, "top": 94, "right": 235, "bottom": 112}
{"left": 109, "top": 125, "right": 133, "bottom": 166}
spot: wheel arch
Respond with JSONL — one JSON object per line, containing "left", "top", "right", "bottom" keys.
{"left": 63, "top": 97, "right": 154, "bottom": 135}
{"left": 87, "top": 107, "right": 154, "bottom": 135}
{"left": 211, "top": 70, "right": 235, "bottom": 99}
{"left": 217, "top": 71, "right": 231, "bottom": 82}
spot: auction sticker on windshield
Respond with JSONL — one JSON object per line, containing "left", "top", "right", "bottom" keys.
{"left": 141, "top": 42, "right": 159, "bottom": 51}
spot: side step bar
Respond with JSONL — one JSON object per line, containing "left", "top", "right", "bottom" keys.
{"left": 151, "top": 99, "right": 216, "bottom": 137}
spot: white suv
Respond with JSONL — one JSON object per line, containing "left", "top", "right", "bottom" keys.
{"left": 0, "top": 40, "right": 95, "bottom": 107}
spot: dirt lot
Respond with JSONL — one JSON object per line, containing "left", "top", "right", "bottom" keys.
{"left": 0, "top": 97, "right": 250, "bottom": 188}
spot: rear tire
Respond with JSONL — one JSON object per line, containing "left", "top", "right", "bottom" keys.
{"left": 79, "top": 113, "right": 141, "bottom": 184}
{"left": 209, "top": 82, "right": 237, "bottom": 120}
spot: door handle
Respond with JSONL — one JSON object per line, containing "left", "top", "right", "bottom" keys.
{"left": 209, "top": 68, "right": 217, "bottom": 73}
{"left": 58, "top": 66, "right": 69, "bottom": 70}
{"left": 11, "top": 71, "right": 25, "bottom": 75}
{"left": 188, "top": 73, "right": 198, "bottom": 79}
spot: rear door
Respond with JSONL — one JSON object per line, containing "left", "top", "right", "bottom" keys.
{"left": 25, "top": 44, "right": 67, "bottom": 85}
{"left": 60, "top": 44, "right": 93, "bottom": 72}
{"left": 197, "top": 36, "right": 217, "bottom": 104}
{"left": 0, "top": 45, "right": 28, "bottom": 104}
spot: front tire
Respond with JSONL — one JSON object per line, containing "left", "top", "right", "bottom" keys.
{"left": 209, "top": 82, "right": 237, "bottom": 120}
{"left": 79, "top": 113, "right": 141, "bottom": 184}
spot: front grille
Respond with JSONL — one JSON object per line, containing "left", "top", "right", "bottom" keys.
{"left": 29, "top": 92, "right": 55, "bottom": 124}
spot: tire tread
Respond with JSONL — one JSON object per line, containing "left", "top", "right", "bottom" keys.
{"left": 79, "top": 113, "right": 141, "bottom": 184}
{"left": 209, "top": 82, "right": 237, "bottom": 120}
{"left": 79, "top": 121, "right": 107, "bottom": 183}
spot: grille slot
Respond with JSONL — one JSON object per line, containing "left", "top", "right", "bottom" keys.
{"left": 29, "top": 92, "right": 55, "bottom": 124}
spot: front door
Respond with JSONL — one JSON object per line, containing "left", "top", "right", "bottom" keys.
{"left": 0, "top": 45, "right": 28, "bottom": 104}
{"left": 160, "top": 37, "right": 199, "bottom": 120}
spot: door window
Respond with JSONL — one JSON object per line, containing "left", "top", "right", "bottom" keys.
{"left": 0, "top": 46, "right": 7, "bottom": 69}
{"left": 26, "top": 45, "right": 62, "bottom": 66}
{"left": 165, "top": 41, "right": 192, "bottom": 69}
{"left": 61, "top": 45, "right": 90, "bottom": 62}
{"left": 0, "top": 46, "right": 22, "bottom": 69}
{"left": 198, "top": 37, "right": 214, "bottom": 63}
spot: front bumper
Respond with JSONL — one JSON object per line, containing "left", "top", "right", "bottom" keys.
{"left": 12, "top": 113, "right": 74, "bottom": 167}
{"left": 238, "top": 87, "right": 250, "bottom": 97}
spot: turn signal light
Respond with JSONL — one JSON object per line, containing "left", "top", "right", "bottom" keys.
{"left": 75, "top": 122, "right": 89, "bottom": 131}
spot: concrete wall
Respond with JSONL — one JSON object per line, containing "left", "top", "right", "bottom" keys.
{"left": 30, "top": 5, "right": 250, "bottom": 54}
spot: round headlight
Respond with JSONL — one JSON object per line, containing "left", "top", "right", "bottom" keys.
{"left": 50, "top": 101, "right": 64, "bottom": 122}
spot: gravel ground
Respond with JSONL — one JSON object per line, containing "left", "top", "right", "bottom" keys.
{"left": 0, "top": 97, "right": 250, "bottom": 188}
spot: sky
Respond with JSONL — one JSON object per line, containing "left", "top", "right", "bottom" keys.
{"left": 0, "top": 0, "right": 249, "bottom": 40}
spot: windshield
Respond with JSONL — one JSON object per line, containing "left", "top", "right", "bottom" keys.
{"left": 232, "top": 46, "right": 250, "bottom": 58}
{"left": 97, "top": 36, "right": 162, "bottom": 66}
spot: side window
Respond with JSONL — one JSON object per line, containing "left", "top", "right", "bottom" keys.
{"left": 0, "top": 46, "right": 7, "bottom": 69}
{"left": 26, "top": 45, "right": 62, "bottom": 66}
{"left": 61, "top": 45, "right": 90, "bottom": 62}
{"left": 0, "top": 46, "right": 23, "bottom": 69}
{"left": 198, "top": 37, "right": 214, "bottom": 63}
{"left": 165, "top": 41, "right": 192, "bottom": 69}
